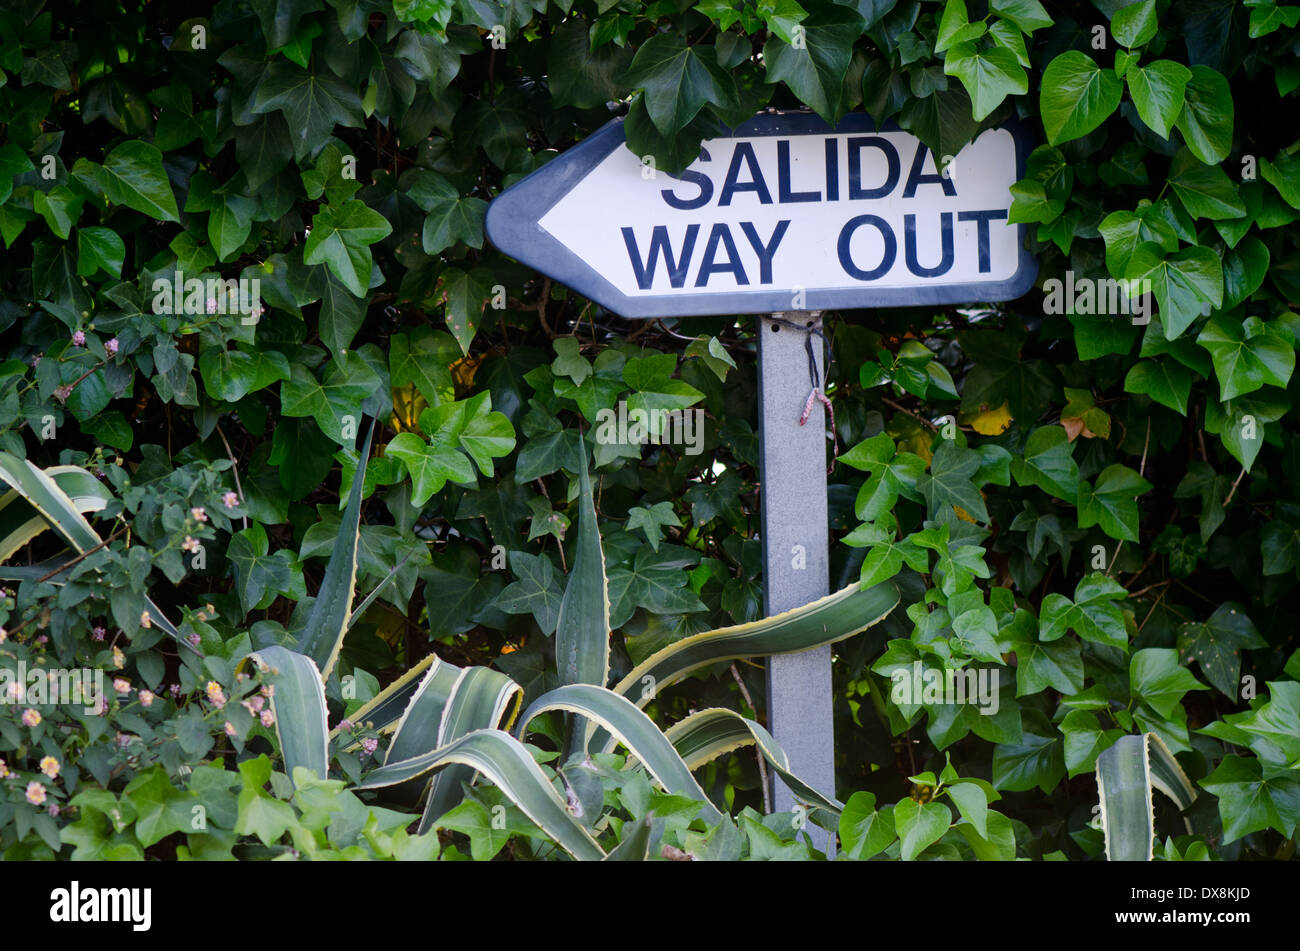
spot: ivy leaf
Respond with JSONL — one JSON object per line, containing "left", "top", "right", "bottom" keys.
{"left": 761, "top": 2, "right": 866, "bottom": 123}
{"left": 0, "top": 144, "right": 35, "bottom": 205}
{"left": 76, "top": 226, "right": 125, "bottom": 279}
{"left": 626, "top": 501, "right": 681, "bottom": 552}
{"left": 227, "top": 523, "right": 298, "bottom": 614}
{"left": 1235, "top": 681, "right": 1300, "bottom": 766}
{"left": 389, "top": 327, "right": 457, "bottom": 407}
{"left": 1173, "top": 65, "right": 1234, "bottom": 165}
{"left": 917, "top": 441, "right": 988, "bottom": 522}
{"left": 551, "top": 337, "right": 591, "bottom": 387}
{"left": 438, "top": 267, "right": 494, "bottom": 355}
{"left": 1126, "top": 60, "right": 1190, "bottom": 140}
{"left": 1111, "top": 0, "right": 1157, "bottom": 47}
{"left": 607, "top": 546, "right": 706, "bottom": 627}
{"left": 935, "top": 0, "right": 986, "bottom": 54}
{"left": 547, "top": 18, "right": 632, "bottom": 109}
{"left": 892, "top": 798, "right": 952, "bottom": 861}
{"left": 124, "top": 768, "right": 196, "bottom": 848}
{"left": 206, "top": 192, "right": 258, "bottom": 261}
{"left": 1078, "top": 463, "right": 1152, "bottom": 542}
{"left": 304, "top": 199, "right": 392, "bottom": 297}
{"left": 1016, "top": 635, "right": 1084, "bottom": 697}
{"left": 839, "top": 792, "right": 895, "bottom": 860}
{"left": 1124, "top": 242, "right": 1223, "bottom": 341}
{"left": 1010, "top": 425, "right": 1079, "bottom": 502}
{"left": 1039, "top": 572, "right": 1130, "bottom": 650}
{"left": 1200, "top": 755, "right": 1300, "bottom": 843}
{"left": 250, "top": 61, "right": 366, "bottom": 162}
{"left": 1205, "top": 391, "right": 1289, "bottom": 473}
{"left": 387, "top": 431, "right": 477, "bottom": 504}
{"left": 898, "top": 84, "right": 981, "bottom": 162}
{"left": 1124, "top": 358, "right": 1193, "bottom": 415}
{"left": 1060, "top": 709, "right": 1123, "bottom": 777}
{"left": 497, "top": 551, "right": 565, "bottom": 635}
{"left": 1130, "top": 647, "right": 1209, "bottom": 717}
{"left": 1039, "top": 51, "right": 1123, "bottom": 146}
{"left": 990, "top": 0, "right": 1053, "bottom": 32}
{"left": 1196, "top": 315, "right": 1295, "bottom": 401}
{"left": 279, "top": 355, "right": 381, "bottom": 443}
{"left": 992, "top": 730, "right": 1065, "bottom": 793}
{"left": 1168, "top": 150, "right": 1247, "bottom": 221}
{"left": 1177, "top": 602, "right": 1266, "bottom": 698}
{"left": 621, "top": 33, "right": 739, "bottom": 137}
{"left": 405, "top": 170, "right": 486, "bottom": 254}
{"left": 200, "top": 347, "right": 291, "bottom": 402}
{"left": 943, "top": 42, "right": 1026, "bottom": 122}
{"left": 96, "top": 141, "right": 181, "bottom": 222}
{"left": 312, "top": 264, "right": 370, "bottom": 360}
{"left": 841, "top": 432, "right": 925, "bottom": 520}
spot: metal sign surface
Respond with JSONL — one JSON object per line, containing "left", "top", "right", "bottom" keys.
{"left": 485, "top": 113, "right": 1036, "bottom": 318}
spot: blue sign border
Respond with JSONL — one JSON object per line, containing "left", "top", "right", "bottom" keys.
{"left": 485, "top": 113, "right": 1038, "bottom": 319}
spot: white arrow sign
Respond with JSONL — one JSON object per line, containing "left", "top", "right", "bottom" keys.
{"left": 486, "top": 113, "right": 1037, "bottom": 318}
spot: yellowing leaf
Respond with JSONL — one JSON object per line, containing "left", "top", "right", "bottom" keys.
{"left": 964, "top": 402, "right": 1013, "bottom": 435}
{"left": 390, "top": 383, "right": 428, "bottom": 434}
{"left": 450, "top": 353, "right": 485, "bottom": 391}
{"left": 953, "top": 505, "right": 978, "bottom": 524}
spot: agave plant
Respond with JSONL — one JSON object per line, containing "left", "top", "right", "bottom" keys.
{"left": 0, "top": 452, "right": 193, "bottom": 651}
{"left": 1095, "top": 733, "right": 1199, "bottom": 861}
{"left": 0, "top": 425, "right": 899, "bottom": 859}
{"left": 251, "top": 422, "right": 899, "bottom": 859}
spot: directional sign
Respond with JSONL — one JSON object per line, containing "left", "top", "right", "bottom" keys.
{"left": 486, "top": 113, "right": 1036, "bottom": 318}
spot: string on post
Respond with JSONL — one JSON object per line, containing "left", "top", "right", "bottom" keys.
{"left": 771, "top": 315, "right": 838, "bottom": 473}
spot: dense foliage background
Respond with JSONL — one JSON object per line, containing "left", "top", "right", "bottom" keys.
{"left": 0, "top": 0, "right": 1298, "bottom": 860}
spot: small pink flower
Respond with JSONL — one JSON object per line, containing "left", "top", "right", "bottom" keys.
{"left": 139, "top": 610, "right": 152, "bottom": 629}
{"left": 72, "top": 330, "right": 86, "bottom": 346}
{"left": 187, "top": 631, "right": 201, "bottom": 647}
{"left": 261, "top": 684, "right": 274, "bottom": 699}
{"left": 116, "top": 732, "right": 131, "bottom": 747}
{"left": 224, "top": 721, "right": 237, "bottom": 737}
{"left": 361, "top": 737, "right": 378, "bottom": 757}
{"left": 104, "top": 338, "right": 119, "bottom": 356}
{"left": 182, "top": 536, "right": 200, "bottom": 554}
{"left": 205, "top": 297, "right": 218, "bottom": 314}
{"left": 22, "top": 708, "right": 40, "bottom": 728}
{"left": 34, "top": 634, "right": 47, "bottom": 645}
{"left": 92, "top": 626, "right": 106, "bottom": 642}
{"left": 0, "top": 627, "right": 6, "bottom": 644}
{"left": 191, "top": 506, "right": 207, "bottom": 523}
{"left": 206, "top": 681, "right": 226, "bottom": 707}
{"left": 25, "top": 782, "right": 46, "bottom": 805}
{"left": 31, "top": 354, "right": 42, "bottom": 367}
{"left": 169, "top": 684, "right": 181, "bottom": 698}
{"left": 249, "top": 695, "right": 265, "bottom": 713}
{"left": 47, "top": 804, "right": 59, "bottom": 817}
{"left": 53, "top": 384, "right": 72, "bottom": 404}
{"left": 259, "top": 710, "right": 275, "bottom": 728}
{"left": 112, "top": 646, "right": 124, "bottom": 669}
{"left": 113, "top": 678, "right": 130, "bottom": 694}
{"left": 222, "top": 491, "right": 240, "bottom": 509}
{"left": 337, "top": 719, "right": 352, "bottom": 732}
{"left": 0, "top": 759, "right": 9, "bottom": 778}
{"left": 139, "top": 689, "right": 154, "bottom": 708}
{"left": 39, "top": 756, "right": 60, "bottom": 779}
